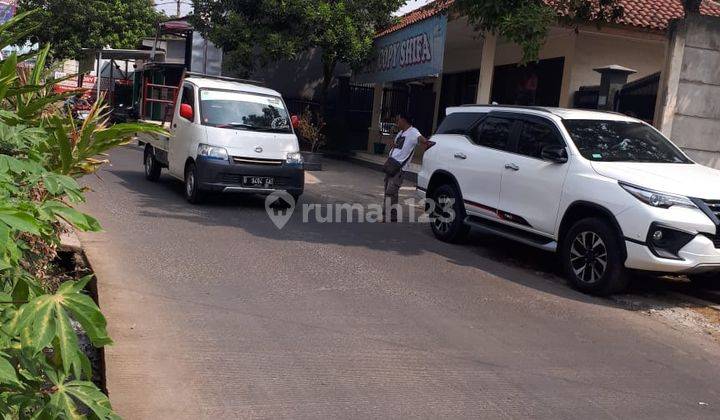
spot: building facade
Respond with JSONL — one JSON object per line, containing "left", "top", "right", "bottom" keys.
{"left": 356, "top": 0, "right": 720, "bottom": 158}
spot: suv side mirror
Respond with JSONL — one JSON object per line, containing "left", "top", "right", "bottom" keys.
{"left": 541, "top": 145, "right": 568, "bottom": 163}
{"left": 179, "top": 103, "right": 194, "bottom": 121}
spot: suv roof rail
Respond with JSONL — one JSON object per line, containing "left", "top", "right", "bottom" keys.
{"left": 456, "top": 103, "right": 554, "bottom": 113}
{"left": 185, "top": 71, "right": 264, "bottom": 86}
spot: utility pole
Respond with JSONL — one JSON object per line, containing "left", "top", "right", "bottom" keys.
{"left": 176, "top": 0, "right": 180, "bottom": 18}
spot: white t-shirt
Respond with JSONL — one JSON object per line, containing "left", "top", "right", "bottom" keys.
{"left": 389, "top": 126, "right": 421, "bottom": 170}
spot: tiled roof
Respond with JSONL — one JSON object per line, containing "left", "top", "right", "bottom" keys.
{"left": 378, "top": 0, "right": 720, "bottom": 36}
{"left": 377, "top": 0, "right": 454, "bottom": 37}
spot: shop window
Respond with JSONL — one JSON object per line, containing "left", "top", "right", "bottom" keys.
{"left": 490, "top": 57, "right": 565, "bottom": 107}
{"left": 437, "top": 69, "right": 480, "bottom": 125}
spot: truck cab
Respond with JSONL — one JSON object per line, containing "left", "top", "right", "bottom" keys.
{"left": 139, "top": 73, "right": 304, "bottom": 203}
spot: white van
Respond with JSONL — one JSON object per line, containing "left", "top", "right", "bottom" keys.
{"left": 139, "top": 73, "right": 304, "bottom": 203}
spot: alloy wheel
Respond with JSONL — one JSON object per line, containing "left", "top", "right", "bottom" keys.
{"left": 145, "top": 153, "right": 153, "bottom": 176}
{"left": 570, "top": 231, "right": 608, "bottom": 284}
{"left": 186, "top": 171, "right": 195, "bottom": 197}
{"left": 432, "top": 194, "right": 453, "bottom": 234}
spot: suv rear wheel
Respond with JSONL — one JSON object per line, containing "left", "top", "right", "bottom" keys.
{"left": 429, "top": 184, "right": 469, "bottom": 243}
{"left": 560, "top": 218, "right": 628, "bottom": 295}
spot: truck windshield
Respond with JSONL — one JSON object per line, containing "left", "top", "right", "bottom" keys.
{"left": 563, "top": 120, "right": 691, "bottom": 163}
{"left": 199, "top": 89, "right": 292, "bottom": 133}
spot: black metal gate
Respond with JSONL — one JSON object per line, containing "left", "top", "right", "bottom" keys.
{"left": 614, "top": 72, "right": 660, "bottom": 123}
{"left": 381, "top": 87, "right": 408, "bottom": 123}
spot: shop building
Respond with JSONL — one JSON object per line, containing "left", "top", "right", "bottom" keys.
{"left": 355, "top": 0, "right": 720, "bottom": 156}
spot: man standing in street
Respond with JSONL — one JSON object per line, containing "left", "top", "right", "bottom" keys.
{"left": 383, "top": 112, "right": 427, "bottom": 222}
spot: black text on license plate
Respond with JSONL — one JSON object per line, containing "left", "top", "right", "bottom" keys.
{"left": 243, "top": 176, "right": 274, "bottom": 187}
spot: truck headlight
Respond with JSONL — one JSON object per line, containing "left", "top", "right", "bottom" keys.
{"left": 198, "top": 144, "right": 228, "bottom": 161}
{"left": 286, "top": 152, "right": 303, "bottom": 165}
{"left": 619, "top": 182, "right": 696, "bottom": 209}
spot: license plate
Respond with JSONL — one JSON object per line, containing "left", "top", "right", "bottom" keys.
{"left": 242, "top": 176, "right": 274, "bottom": 188}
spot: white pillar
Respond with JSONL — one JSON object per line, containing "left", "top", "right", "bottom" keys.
{"left": 367, "top": 83, "right": 384, "bottom": 152}
{"left": 558, "top": 32, "right": 577, "bottom": 108}
{"left": 96, "top": 50, "right": 102, "bottom": 102}
{"left": 431, "top": 76, "right": 443, "bottom": 131}
{"left": 475, "top": 33, "right": 497, "bottom": 104}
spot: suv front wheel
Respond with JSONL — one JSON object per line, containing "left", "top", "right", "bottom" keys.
{"left": 560, "top": 218, "right": 628, "bottom": 295}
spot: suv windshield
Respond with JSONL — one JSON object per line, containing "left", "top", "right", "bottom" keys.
{"left": 199, "top": 89, "right": 291, "bottom": 133}
{"left": 563, "top": 120, "right": 691, "bottom": 163}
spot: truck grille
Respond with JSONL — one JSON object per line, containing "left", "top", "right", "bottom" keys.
{"left": 232, "top": 156, "right": 284, "bottom": 165}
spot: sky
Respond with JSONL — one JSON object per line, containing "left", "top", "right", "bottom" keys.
{"left": 154, "top": 0, "right": 435, "bottom": 18}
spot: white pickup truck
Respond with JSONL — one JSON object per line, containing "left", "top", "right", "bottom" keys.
{"left": 138, "top": 72, "right": 304, "bottom": 203}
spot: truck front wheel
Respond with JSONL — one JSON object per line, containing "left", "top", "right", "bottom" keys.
{"left": 184, "top": 162, "right": 204, "bottom": 204}
{"left": 144, "top": 147, "right": 161, "bottom": 181}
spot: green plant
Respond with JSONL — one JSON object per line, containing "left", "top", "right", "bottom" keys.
{"left": 0, "top": 11, "right": 166, "bottom": 418}
{"left": 16, "top": 0, "right": 162, "bottom": 61}
{"left": 191, "top": 0, "right": 405, "bottom": 105}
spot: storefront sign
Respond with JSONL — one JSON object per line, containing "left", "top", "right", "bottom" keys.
{"left": 355, "top": 15, "right": 447, "bottom": 84}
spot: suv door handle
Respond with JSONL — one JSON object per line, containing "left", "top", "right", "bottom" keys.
{"left": 454, "top": 152, "right": 467, "bottom": 160}
{"left": 504, "top": 163, "right": 519, "bottom": 171}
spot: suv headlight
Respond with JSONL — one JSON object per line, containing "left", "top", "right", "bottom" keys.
{"left": 198, "top": 144, "right": 228, "bottom": 161}
{"left": 286, "top": 152, "right": 303, "bottom": 164}
{"left": 619, "top": 182, "right": 696, "bottom": 209}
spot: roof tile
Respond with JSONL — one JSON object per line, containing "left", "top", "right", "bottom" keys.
{"left": 379, "top": 0, "right": 720, "bottom": 36}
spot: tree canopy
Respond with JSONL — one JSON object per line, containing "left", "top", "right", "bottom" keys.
{"left": 191, "top": 0, "right": 404, "bottom": 98}
{"left": 17, "top": 0, "right": 162, "bottom": 60}
{"left": 454, "top": 0, "right": 624, "bottom": 63}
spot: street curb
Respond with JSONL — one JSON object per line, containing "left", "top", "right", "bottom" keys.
{"left": 59, "top": 223, "right": 83, "bottom": 253}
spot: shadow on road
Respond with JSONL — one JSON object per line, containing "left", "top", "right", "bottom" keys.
{"left": 102, "top": 156, "right": 718, "bottom": 316}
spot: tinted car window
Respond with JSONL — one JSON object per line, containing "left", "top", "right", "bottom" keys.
{"left": 473, "top": 116, "right": 513, "bottom": 150}
{"left": 181, "top": 85, "right": 194, "bottom": 108}
{"left": 517, "top": 120, "right": 563, "bottom": 158}
{"left": 436, "top": 112, "right": 485, "bottom": 135}
{"left": 563, "top": 120, "right": 691, "bottom": 163}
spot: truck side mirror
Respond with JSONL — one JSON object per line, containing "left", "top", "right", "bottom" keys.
{"left": 180, "top": 103, "right": 194, "bottom": 121}
{"left": 291, "top": 115, "right": 300, "bottom": 129}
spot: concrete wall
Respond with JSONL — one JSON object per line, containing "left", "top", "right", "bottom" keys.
{"left": 656, "top": 15, "right": 720, "bottom": 167}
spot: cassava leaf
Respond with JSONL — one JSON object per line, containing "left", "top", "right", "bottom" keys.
{"left": 0, "top": 355, "right": 19, "bottom": 386}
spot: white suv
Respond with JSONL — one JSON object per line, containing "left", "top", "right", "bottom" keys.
{"left": 418, "top": 105, "right": 720, "bottom": 295}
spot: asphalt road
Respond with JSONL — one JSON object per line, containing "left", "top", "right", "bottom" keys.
{"left": 78, "top": 145, "right": 720, "bottom": 419}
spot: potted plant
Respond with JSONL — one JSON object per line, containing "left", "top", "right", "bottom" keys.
{"left": 297, "top": 108, "right": 326, "bottom": 171}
